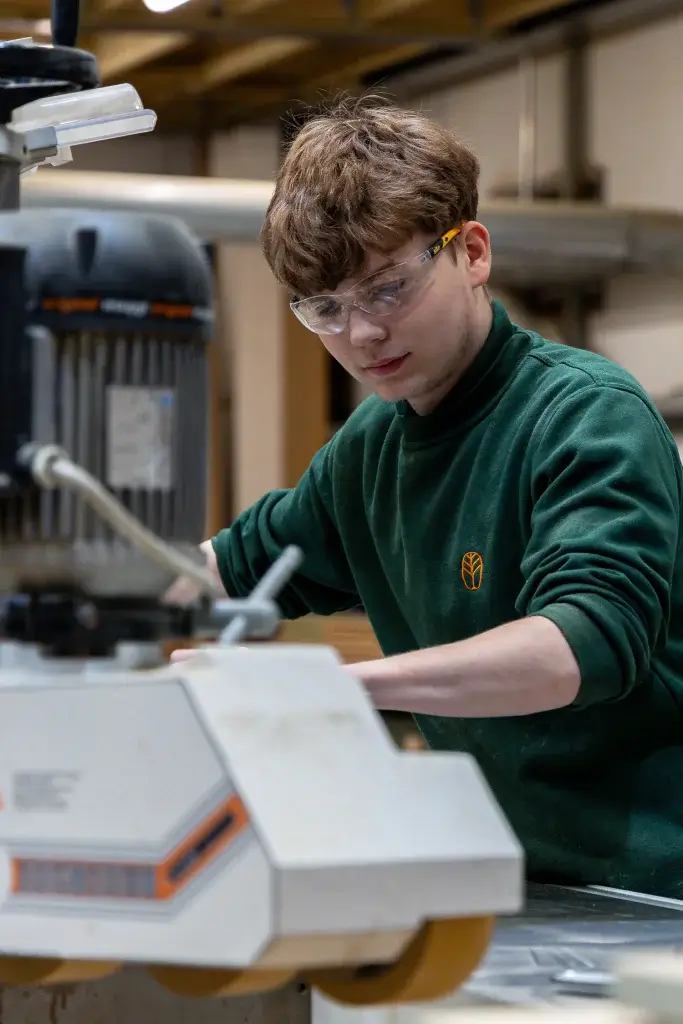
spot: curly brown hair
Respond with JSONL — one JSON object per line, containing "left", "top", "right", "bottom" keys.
{"left": 260, "top": 93, "right": 480, "bottom": 298}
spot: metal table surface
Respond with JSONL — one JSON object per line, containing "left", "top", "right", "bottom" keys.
{"left": 464, "top": 882, "right": 683, "bottom": 1006}
{"left": 313, "top": 881, "right": 683, "bottom": 1024}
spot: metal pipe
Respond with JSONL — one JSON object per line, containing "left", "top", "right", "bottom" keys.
{"left": 22, "top": 170, "right": 274, "bottom": 243}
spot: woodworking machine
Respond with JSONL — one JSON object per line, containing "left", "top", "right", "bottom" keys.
{"left": 0, "top": 0, "right": 524, "bottom": 1007}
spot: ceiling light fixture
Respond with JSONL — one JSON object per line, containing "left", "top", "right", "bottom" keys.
{"left": 142, "top": 0, "right": 192, "bottom": 12}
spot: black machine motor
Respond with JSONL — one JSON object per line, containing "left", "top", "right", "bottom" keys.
{"left": 0, "top": 2, "right": 215, "bottom": 657}
{"left": 0, "top": 209, "right": 213, "bottom": 599}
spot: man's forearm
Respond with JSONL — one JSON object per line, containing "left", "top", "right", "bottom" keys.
{"left": 346, "top": 615, "right": 581, "bottom": 717}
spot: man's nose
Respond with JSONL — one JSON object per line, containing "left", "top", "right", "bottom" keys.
{"left": 347, "top": 307, "right": 387, "bottom": 348}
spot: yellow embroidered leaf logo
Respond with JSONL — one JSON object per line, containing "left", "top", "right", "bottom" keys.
{"left": 461, "top": 551, "right": 484, "bottom": 591}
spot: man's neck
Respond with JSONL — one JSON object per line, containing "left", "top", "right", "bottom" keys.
{"left": 411, "top": 296, "right": 494, "bottom": 415}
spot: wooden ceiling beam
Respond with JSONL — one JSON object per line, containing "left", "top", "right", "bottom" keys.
{"left": 359, "top": 0, "right": 443, "bottom": 18}
{"left": 1, "top": 1, "right": 47, "bottom": 18}
{"left": 90, "top": 0, "right": 190, "bottom": 80}
{"left": 188, "top": 36, "right": 314, "bottom": 93}
{"left": 131, "top": 71, "right": 285, "bottom": 101}
{"left": 482, "top": 0, "right": 574, "bottom": 28}
{"left": 79, "top": 11, "right": 474, "bottom": 44}
{"left": 201, "top": 40, "right": 433, "bottom": 126}
{"left": 310, "top": 41, "right": 430, "bottom": 88}
{"left": 226, "top": 0, "right": 282, "bottom": 12}
{"left": 181, "top": 0, "right": 438, "bottom": 96}
{"left": 95, "top": 31, "right": 188, "bottom": 79}
{"left": 5, "top": 0, "right": 46, "bottom": 12}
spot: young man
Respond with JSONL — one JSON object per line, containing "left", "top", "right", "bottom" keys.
{"left": 167, "top": 94, "right": 683, "bottom": 898}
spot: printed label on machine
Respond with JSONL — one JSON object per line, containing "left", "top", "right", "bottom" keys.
{"left": 106, "top": 386, "right": 175, "bottom": 491}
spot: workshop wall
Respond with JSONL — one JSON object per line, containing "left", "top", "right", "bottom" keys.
{"left": 588, "top": 17, "right": 683, "bottom": 400}
{"left": 419, "top": 12, "right": 683, "bottom": 403}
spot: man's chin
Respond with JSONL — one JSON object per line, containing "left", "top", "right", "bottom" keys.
{"left": 371, "top": 373, "right": 423, "bottom": 404}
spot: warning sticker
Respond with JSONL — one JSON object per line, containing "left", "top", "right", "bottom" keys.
{"left": 106, "top": 386, "right": 175, "bottom": 491}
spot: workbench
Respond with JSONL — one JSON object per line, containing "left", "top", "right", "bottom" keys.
{"left": 313, "top": 882, "right": 683, "bottom": 1024}
{"left": 0, "top": 968, "right": 309, "bottom": 1024}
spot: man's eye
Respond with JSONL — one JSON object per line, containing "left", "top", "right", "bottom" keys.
{"left": 311, "top": 298, "right": 342, "bottom": 318}
{"left": 370, "top": 279, "right": 406, "bottom": 301}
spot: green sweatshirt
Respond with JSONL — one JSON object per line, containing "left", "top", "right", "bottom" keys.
{"left": 213, "top": 300, "right": 683, "bottom": 898}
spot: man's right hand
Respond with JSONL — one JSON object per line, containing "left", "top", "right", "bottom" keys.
{"left": 162, "top": 539, "right": 224, "bottom": 606}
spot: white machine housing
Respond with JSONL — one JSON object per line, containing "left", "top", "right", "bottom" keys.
{"left": 0, "top": 643, "right": 523, "bottom": 970}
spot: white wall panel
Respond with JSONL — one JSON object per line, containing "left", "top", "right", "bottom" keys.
{"left": 419, "top": 55, "right": 565, "bottom": 200}
{"left": 420, "top": 18, "right": 683, "bottom": 401}
{"left": 587, "top": 15, "right": 683, "bottom": 211}
{"left": 208, "top": 127, "right": 285, "bottom": 511}
{"left": 586, "top": 16, "right": 683, "bottom": 397}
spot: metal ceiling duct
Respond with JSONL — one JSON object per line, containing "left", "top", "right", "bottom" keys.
{"left": 22, "top": 170, "right": 274, "bottom": 245}
{"left": 485, "top": 201, "right": 683, "bottom": 286}
{"left": 21, "top": 170, "right": 683, "bottom": 285}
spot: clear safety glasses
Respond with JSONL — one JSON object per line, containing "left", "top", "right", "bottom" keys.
{"left": 290, "top": 226, "right": 462, "bottom": 336}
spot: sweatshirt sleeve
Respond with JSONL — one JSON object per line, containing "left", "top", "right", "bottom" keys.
{"left": 211, "top": 441, "right": 360, "bottom": 619}
{"left": 518, "top": 383, "right": 682, "bottom": 708}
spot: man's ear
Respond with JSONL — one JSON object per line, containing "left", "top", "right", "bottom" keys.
{"left": 461, "top": 220, "right": 491, "bottom": 287}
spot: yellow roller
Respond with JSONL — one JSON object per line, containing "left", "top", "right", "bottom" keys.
{"left": 148, "top": 965, "right": 296, "bottom": 997}
{"left": 0, "top": 957, "right": 121, "bottom": 986}
{"left": 306, "top": 916, "right": 495, "bottom": 1006}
